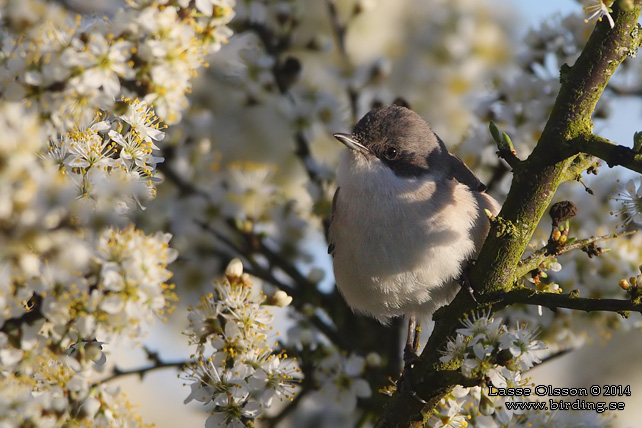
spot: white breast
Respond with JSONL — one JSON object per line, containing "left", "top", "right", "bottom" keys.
{"left": 329, "top": 151, "right": 499, "bottom": 323}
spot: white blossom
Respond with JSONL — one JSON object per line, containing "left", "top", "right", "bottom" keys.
{"left": 583, "top": 0, "right": 615, "bottom": 28}
{"left": 611, "top": 178, "right": 642, "bottom": 225}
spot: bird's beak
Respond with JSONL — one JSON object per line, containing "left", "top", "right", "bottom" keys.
{"left": 333, "top": 133, "right": 370, "bottom": 155}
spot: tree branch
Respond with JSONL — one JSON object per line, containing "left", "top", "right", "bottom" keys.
{"left": 493, "top": 288, "right": 642, "bottom": 315}
{"left": 98, "top": 346, "right": 189, "bottom": 386}
{"left": 574, "top": 133, "right": 642, "bottom": 173}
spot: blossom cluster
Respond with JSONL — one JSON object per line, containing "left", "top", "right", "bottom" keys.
{"left": 0, "top": 104, "right": 179, "bottom": 423}
{"left": 0, "top": 218, "right": 178, "bottom": 427}
{"left": 432, "top": 313, "right": 611, "bottom": 427}
{"left": 1, "top": 221, "right": 177, "bottom": 364}
{"left": 0, "top": 98, "right": 172, "bottom": 330}
{"left": 0, "top": 0, "right": 235, "bottom": 131}
{"left": 0, "top": 38, "right": 179, "bottom": 427}
{"left": 436, "top": 313, "right": 544, "bottom": 426}
{"left": 441, "top": 313, "right": 545, "bottom": 385}
{"left": 43, "top": 97, "right": 166, "bottom": 212}
{"left": 183, "top": 259, "right": 298, "bottom": 427}
{"left": 0, "top": 345, "right": 158, "bottom": 428}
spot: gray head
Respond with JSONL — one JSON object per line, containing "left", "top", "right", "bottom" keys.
{"left": 333, "top": 105, "right": 449, "bottom": 178}
{"left": 334, "top": 105, "right": 485, "bottom": 190}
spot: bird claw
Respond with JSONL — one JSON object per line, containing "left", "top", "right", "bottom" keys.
{"left": 458, "top": 261, "right": 478, "bottom": 303}
{"left": 461, "top": 280, "right": 478, "bottom": 303}
{"left": 397, "top": 368, "right": 427, "bottom": 404}
{"left": 398, "top": 345, "right": 427, "bottom": 404}
{"left": 403, "top": 344, "right": 420, "bottom": 366}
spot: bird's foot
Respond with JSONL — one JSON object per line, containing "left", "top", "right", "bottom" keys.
{"left": 458, "top": 260, "right": 478, "bottom": 303}
{"left": 397, "top": 345, "right": 427, "bottom": 404}
{"left": 403, "top": 344, "right": 420, "bottom": 367}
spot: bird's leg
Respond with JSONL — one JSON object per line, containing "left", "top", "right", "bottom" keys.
{"left": 404, "top": 315, "right": 415, "bottom": 352}
{"left": 403, "top": 316, "right": 420, "bottom": 366}
{"left": 458, "top": 260, "right": 478, "bottom": 303}
{"left": 412, "top": 322, "right": 422, "bottom": 354}
{"left": 398, "top": 315, "right": 426, "bottom": 404}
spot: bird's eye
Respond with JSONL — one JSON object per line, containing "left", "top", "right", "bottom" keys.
{"left": 384, "top": 146, "right": 398, "bottom": 160}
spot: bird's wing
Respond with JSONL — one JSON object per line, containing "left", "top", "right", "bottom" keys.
{"left": 447, "top": 153, "right": 487, "bottom": 192}
{"left": 327, "top": 187, "right": 340, "bottom": 256}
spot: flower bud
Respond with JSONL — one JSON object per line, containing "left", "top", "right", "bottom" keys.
{"left": 489, "top": 121, "right": 501, "bottom": 143}
{"left": 479, "top": 392, "right": 495, "bottom": 416}
{"left": 79, "top": 397, "right": 101, "bottom": 419}
{"left": 86, "top": 342, "right": 106, "bottom": 366}
{"left": 354, "top": 0, "right": 376, "bottom": 14}
{"left": 549, "top": 262, "right": 562, "bottom": 272}
{"left": 225, "top": 258, "right": 243, "bottom": 281}
{"left": 268, "top": 290, "right": 293, "bottom": 307}
{"left": 619, "top": 279, "right": 631, "bottom": 290}
{"left": 501, "top": 132, "right": 516, "bottom": 154}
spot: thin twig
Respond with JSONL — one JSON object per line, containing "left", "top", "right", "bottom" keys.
{"left": 531, "top": 348, "right": 572, "bottom": 369}
{"left": 325, "top": 0, "right": 347, "bottom": 58}
{"left": 99, "top": 360, "right": 188, "bottom": 385}
{"left": 492, "top": 287, "right": 642, "bottom": 315}
{"left": 516, "top": 230, "right": 637, "bottom": 278}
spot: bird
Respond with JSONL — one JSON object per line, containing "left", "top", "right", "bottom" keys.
{"left": 328, "top": 105, "right": 501, "bottom": 363}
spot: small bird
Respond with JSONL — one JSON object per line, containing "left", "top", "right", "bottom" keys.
{"left": 328, "top": 105, "right": 500, "bottom": 361}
